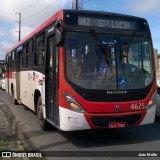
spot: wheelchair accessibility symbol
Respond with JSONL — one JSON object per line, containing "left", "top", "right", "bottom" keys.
{"left": 118, "top": 77, "right": 126, "bottom": 87}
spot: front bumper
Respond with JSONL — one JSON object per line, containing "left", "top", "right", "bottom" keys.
{"left": 59, "top": 105, "right": 156, "bottom": 131}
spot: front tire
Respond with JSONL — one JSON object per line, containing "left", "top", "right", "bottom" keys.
{"left": 37, "top": 96, "right": 51, "bottom": 130}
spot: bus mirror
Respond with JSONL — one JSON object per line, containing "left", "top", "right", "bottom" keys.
{"left": 55, "top": 20, "right": 63, "bottom": 46}
{"left": 55, "top": 28, "right": 62, "bottom": 46}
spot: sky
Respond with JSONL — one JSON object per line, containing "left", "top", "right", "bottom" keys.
{"left": 0, "top": 0, "right": 160, "bottom": 60}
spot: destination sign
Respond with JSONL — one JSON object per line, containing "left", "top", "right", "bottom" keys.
{"left": 78, "top": 17, "right": 137, "bottom": 30}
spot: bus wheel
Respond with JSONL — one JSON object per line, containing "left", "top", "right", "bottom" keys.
{"left": 11, "top": 89, "right": 18, "bottom": 105}
{"left": 37, "top": 96, "right": 51, "bottom": 130}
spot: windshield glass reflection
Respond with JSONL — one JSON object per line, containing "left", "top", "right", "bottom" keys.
{"left": 65, "top": 32, "right": 153, "bottom": 90}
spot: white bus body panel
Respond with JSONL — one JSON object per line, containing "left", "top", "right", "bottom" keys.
{"left": 20, "top": 71, "right": 44, "bottom": 111}
{"left": 8, "top": 72, "right": 16, "bottom": 97}
{"left": 140, "top": 105, "right": 156, "bottom": 125}
{"left": 6, "top": 70, "right": 45, "bottom": 112}
{"left": 59, "top": 106, "right": 90, "bottom": 131}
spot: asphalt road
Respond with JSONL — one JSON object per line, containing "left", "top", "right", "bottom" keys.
{"left": 0, "top": 89, "right": 160, "bottom": 160}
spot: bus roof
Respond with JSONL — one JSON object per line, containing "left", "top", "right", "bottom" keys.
{"left": 7, "top": 9, "right": 147, "bottom": 54}
{"left": 63, "top": 9, "right": 146, "bottom": 20}
{"left": 7, "top": 10, "right": 63, "bottom": 54}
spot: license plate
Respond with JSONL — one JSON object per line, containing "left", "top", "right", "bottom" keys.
{"left": 109, "top": 122, "right": 126, "bottom": 128}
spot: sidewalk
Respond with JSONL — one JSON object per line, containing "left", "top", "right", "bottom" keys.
{"left": 0, "top": 99, "right": 27, "bottom": 160}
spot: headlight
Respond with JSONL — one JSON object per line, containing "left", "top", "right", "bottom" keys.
{"left": 63, "top": 92, "right": 86, "bottom": 113}
{"left": 146, "top": 92, "right": 156, "bottom": 110}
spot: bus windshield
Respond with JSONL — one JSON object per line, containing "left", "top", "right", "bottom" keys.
{"left": 65, "top": 32, "right": 153, "bottom": 90}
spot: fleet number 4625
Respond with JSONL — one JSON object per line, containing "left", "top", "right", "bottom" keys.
{"left": 130, "top": 103, "right": 145, "bottom": 110}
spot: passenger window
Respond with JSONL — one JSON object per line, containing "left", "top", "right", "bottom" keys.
{"left": 34, "top": 33, "right": 45, "bottom": 67}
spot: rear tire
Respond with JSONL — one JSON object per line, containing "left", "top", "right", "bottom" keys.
{"left": 37, "top": 96, "right": 51, "bottom": 130}
{"left": 11, "top": 88, "right": 18, "bottom": 105}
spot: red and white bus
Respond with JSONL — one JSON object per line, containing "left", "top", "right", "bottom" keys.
{"left": 5, "top": 9, "right": 156, "bottom": 131}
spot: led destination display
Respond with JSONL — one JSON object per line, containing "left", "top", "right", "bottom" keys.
{"left": 78, "top": 17, "right": 137, "bottom": 30}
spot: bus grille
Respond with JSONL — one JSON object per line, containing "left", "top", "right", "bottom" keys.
{"left": 91, "top": 114, "right": 142, "bottom": 127}
{"left": 80, "top": 93, "right": 147, "bottom": 102}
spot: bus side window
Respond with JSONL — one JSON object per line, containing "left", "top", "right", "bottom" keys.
{"left": 8, "top": 54, "right": 12, "bottom": 71}
{"left": 21, "top": 46, "right": 26, "bottom": 69}
{"left": 34, "top": 33, "right": 45, "bottom": 67}
{"left": 26, "top": 42, "right": 29, "bottom": 68}
{"left": 28, "top": 39, "right": 34, "bottom": 68}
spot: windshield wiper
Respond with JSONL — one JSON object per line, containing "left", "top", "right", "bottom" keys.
{"left": 87, "top": 28, "right": 111, "bottom": 65}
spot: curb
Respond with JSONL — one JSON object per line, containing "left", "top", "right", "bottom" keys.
{"left": 0, "top": 99, "right": 33, "bottom": 160}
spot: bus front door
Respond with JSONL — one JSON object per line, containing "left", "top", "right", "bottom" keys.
{"left": 46, "top": 35, "right": 59, "bottom": 126}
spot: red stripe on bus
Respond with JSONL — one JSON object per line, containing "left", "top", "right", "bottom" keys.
{"left": 5, "top": 72, "right": 14, "bottom": 79}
